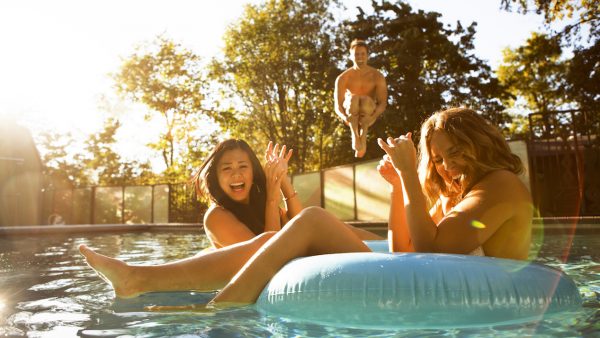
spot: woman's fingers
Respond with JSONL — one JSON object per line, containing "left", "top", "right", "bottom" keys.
{"left": 265, "top": 141, "right": 274, "bottom": 161}
{"left": 377, "top": 138, "right": 391, "bottom": 153}
{"left": 285, "top": 149, "right": 293, "bottom": 161}
{"left": 266, "top": 142, "right": 294, "bottom": 163}
{"left": 279, "top": 145, "right": 286, "bottom": 159}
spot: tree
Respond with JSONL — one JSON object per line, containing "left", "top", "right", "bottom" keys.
{"left": 210, "top": 0, "right": 344, "bottom": 172}
{"left": 81, "top": 117, "right": 154, "bottom": 186}
{"left": 500, "top": 0, "right": 599, "bottom": 43}
{"left": 39, "top": 118, "right": 156, "bottom": 188}
{"left": 497, "top": 32, "right": 569, "bottom": 114}
{"left": 340, "top": 1, "right": 509, "bottom": 157}
{"left": 114, "top": 36, "right": 208, "bottom": 173}
{"left": 566, "top": 39, "right": 600, "bottom": 112}
{"left": 565, "top": 39, "right": 600, "bottom": 143}
{"left": 38, "top": 132, "right": 88, "bottom": 189}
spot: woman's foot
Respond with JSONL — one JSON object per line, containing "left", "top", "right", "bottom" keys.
{"left": 79, "top": 244, "right": 143, "bottom": 298}
{"left": 209, "top": 282, "right": 255, "bottom": 308}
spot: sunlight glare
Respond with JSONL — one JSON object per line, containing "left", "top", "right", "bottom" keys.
{"left": 471, "top": 220, "right": 486, "bottom": 229}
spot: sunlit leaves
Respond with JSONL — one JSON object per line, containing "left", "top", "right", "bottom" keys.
{"left": 497, "top": 32, "right": 569, "bottom": 114}
{"left": 114, "top": 36, "right": 209, "bottom": 174}
{"left": 500, "top": 0, "right": 599, "bottom": 44}
{"left": 211, "top": 0, "right": 344, "bottom": 172}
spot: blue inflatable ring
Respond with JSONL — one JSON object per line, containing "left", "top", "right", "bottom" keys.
{"left": 256, "top": 241, "right": 582, "bottom": 329}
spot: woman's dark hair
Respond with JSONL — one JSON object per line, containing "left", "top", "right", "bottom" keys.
{"left": 191, "top": 139, "right": 267, "bottom": 235}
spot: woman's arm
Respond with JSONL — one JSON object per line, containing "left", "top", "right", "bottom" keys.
{"left": 204, "top": 206, "right": 256, "bottom": 248}
{"left": 378, "top": 135, "right": 519, "bottom": 254}
{"left": 377, "top": 156, "right": 413, "bottom": 252}
{"left": 280, "top": 176, "right": 302, "bottom": 219}
{"left": 264, "top": 142, "right": 302, "bottom": 224}
{"left": 263, "top": 158, "right": 286, "bottom": 232}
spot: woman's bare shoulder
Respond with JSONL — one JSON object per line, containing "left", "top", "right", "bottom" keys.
{"left": 204, "top": 205, "right": 236, "bottom": 225}
{"left": 471, "top": 170, "right": 531, "bottom": 205}
{"left": 479, "top": 170, "right": 528, "bottom": 191}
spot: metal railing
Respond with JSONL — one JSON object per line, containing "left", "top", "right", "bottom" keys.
{"left": 528, "top": 109, "right": 600, "bottom": 217}
{"left": 40, "top": 159, "right": 392, "bottom": 225}
{"left": 42, "top": 183, "right": 204, "bottom": 225}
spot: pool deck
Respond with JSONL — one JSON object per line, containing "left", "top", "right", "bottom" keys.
{"left": 0, "top": 217, "right": 598, "bottom": 236}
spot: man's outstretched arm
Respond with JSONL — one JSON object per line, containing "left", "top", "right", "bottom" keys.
{"left": 372, "top": 72, "right": 388, "bottom": 119}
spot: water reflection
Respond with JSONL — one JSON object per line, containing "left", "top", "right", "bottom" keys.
{"left": 0, "top": 232, "right": 597, "bottom": 337}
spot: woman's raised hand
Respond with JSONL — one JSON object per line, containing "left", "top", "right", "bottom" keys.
{"left": 265, "top": 141, "right": 293, "bottom": 170}
{"left": 377, "top": 132, "right": 417, "bottom": 172}
{"left": 377, "top": 155, "right": 402, "bottom": 188}
{"left": 264, "top": 141, "right": 294, "bottom": 203}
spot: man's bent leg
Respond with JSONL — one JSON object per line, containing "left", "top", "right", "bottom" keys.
{"left": 355, "top": 96, "right": 376, "bottom": 158}
{"left": 344, "top": 94, "right": 363, "bottom": 156}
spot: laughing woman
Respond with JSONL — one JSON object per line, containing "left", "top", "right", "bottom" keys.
{"left": 194, "top": 139, "right": 301, "bottom": 248}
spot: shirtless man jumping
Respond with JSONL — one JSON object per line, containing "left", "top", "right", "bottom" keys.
{"left": 335, "top": 39, "right": 387, "bottom": 158}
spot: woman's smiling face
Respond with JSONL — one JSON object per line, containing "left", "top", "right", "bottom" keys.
{"left": 216, "top": 148, "right": 254, "bottom": 204}
{"left": 430, "top": 130, "right": 465, "bottom": 184}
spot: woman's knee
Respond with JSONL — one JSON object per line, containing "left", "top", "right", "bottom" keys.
{"left": 290, "top": 207, "right": 333, "bottom": 231}
{"left": 298, "top": 206, "right": 328, "bottom": 219}
{"left": 253, "top": 231, "right": 276, "bottom": 246}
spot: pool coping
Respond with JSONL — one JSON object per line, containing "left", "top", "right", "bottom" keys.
{"left": 0, "top": 217, "right": 598, "bottom": 236}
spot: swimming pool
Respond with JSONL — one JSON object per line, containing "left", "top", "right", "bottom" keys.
{"left": 0, "top": 230, "right": 598, "bottom": 337}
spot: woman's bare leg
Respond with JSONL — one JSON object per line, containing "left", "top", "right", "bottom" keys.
{"left": 347, "top": 224, "right": 385, "bottom": 240}
{"left": 210, "top": 207, "right": 371, "bottom": 306}
{"left": 79, "top": 232, "right": 276, "bottom": 298}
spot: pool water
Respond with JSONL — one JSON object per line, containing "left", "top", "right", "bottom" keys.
{"left": 0, "top": 231, "right": 598, "bottom": 337}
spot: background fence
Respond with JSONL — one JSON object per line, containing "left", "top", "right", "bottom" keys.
{"left": 39, "top": 161, "right": 393, "bottom": 225}
{"left": 5, "top": 109, "right": 599, "bottom": 226}
{"left": 41, "top": 183, "right": 203, "bottom": 225}
{"left": 38, "top": 140, "right": 530, "bottom": 225}
{"left": 528, "top": 110, "right": 600, "bottom": 217}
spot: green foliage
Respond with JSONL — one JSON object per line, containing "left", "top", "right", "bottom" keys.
{"left": 81, "top": 117, "right": 154, "bottom": 186}
{"left": 565, "top": 39, "right": 600, "bottom": 142}
{"left": 504, "top": 112, "right": 530, "bottom": 139}
{"left": 497, "top": 32, "right": 569, "bottom": 114}
{"left": 500, "top": 0, "right": 599, "bottom": 43}
{"left": 39, "top": 118, "right": 156, "bottom": 188}
{"left": 210, "top": 0, "right": 345, "bottom": 172}
{"left": 565, "top": 39, "right": 600, "bottom": 112}
{"left": 114, "top": 36, "right": 210, "bottom": 172}
{"left": 38, "top": 132, "right": 88, "bottom": 188}
{"left": 341, "top": 1, "right": 509, "bottom": 158}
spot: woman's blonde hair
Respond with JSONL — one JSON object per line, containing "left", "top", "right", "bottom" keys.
{"left": 417, "top": 107, "right": 524, "bottom": 207}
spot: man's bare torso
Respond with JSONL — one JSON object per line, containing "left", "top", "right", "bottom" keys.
{"left": 340, "top": 66, "right": 381, "bottom": 98}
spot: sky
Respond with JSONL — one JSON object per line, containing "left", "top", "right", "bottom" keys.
{"left": 0, "top": 0, "right": 552, "bottom": 169}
